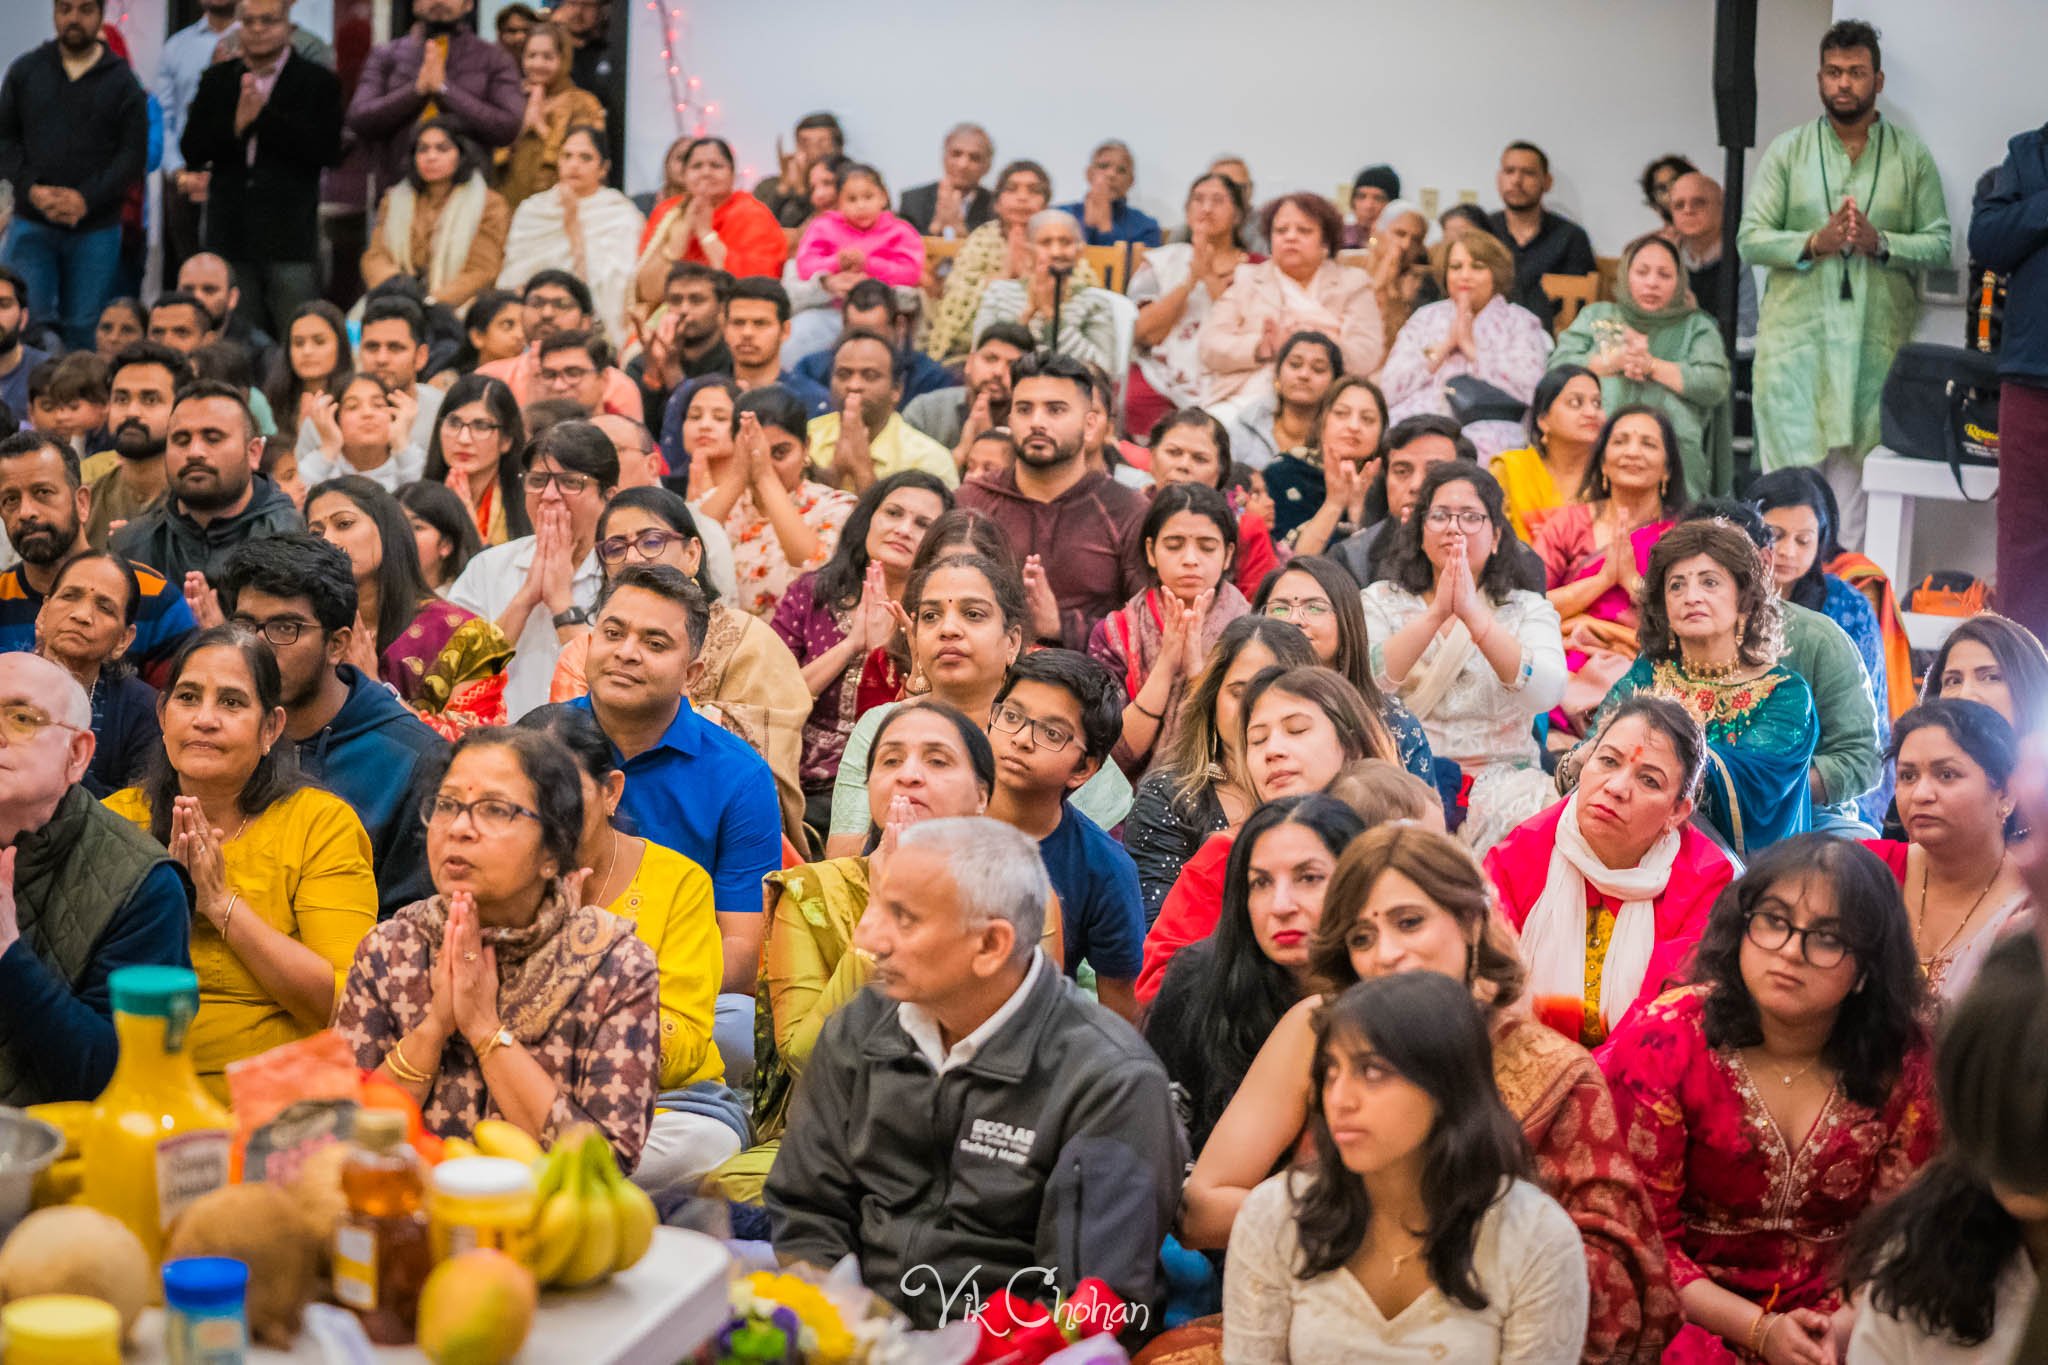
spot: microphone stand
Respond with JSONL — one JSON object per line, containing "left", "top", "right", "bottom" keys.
{"left": 1047, "top": 265, "right": 1071, "bottom": 356}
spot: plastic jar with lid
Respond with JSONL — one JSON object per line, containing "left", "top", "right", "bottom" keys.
{"left": 162, "top": 1256, "right": 249, "bottom": 1365}
{"left": 1, "top": 1294, "right": 122, "bottom": 1365}
{"left": 429, "top": 1156, "right": 536, "bottom": 1264}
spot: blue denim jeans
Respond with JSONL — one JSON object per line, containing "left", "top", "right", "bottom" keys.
{"left": 2, "top": 219, "right": 122, "bottom": 352}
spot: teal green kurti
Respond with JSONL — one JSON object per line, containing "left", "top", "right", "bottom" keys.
{"left": 1550, "top": 301, "right": 1732, "bottom": 495}
{"left": 1737, "top": 116, "right": 1950, "bottom": 470}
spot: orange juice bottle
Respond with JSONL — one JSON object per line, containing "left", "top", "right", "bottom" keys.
{"left": 81, "top": 966, "right": 234, "bottom": 1264}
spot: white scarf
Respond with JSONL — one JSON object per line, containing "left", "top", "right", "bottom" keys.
{"left": 381, "top": 175, "right": 490, "bottom": 300}
{"left": 1400, "top": 617, "right": 1476, "bottom": 722}
{"left": 1518, "top": 789, "right": 1680, "bottom": 1031}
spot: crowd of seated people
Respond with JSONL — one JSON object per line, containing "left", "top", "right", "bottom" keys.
{"left": 9, "top": 6, "right": 2048, "bottom": 1361}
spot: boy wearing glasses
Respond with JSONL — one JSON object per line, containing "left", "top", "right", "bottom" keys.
{"left": 984, "top": 649, "right": 1144, "bottom": 1022}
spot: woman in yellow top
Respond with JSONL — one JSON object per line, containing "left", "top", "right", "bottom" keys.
{"left": 1489, "top": 363, "right": 1604, "bottom": 543}
{"left": 493, "top": 21, "right": 605, "bottom": 209}
{"left": 104, "top": 629, "right": 376, "bottom": 1099}
{"left": 706, "top": 699, "right": 1063, "bottom": 1203}
{"left": 514, "top": 704, "right": 739, "bottom": 1209}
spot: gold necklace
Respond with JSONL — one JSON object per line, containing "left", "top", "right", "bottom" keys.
{"left": 1914, "top": 849, "right": 2006, "bottom": 969}
{"left": 1680, "top": 653, "right": 1743, "bottom": 681}
{"left": 594, "top": 828, "right": 621, "bottom": 905}
{"left": 1747, "top": 1049, "right": 1824, "bottom": 1087}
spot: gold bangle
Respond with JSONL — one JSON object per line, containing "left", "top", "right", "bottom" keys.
{"left": 386, "top": 1038, "right": 433, "bottom": 1085}
{"left": 474, "top": 1027, "right": 512, "bottom": 1065}
{"left": 218, "top": 893, "right": 240, "bottom": 938}
{"left": 1748, "top": 1310, "right": 1777, "bottom": 1356}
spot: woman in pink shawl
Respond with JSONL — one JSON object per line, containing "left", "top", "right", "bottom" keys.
{"left": 1486, "top": 694, "right": 1734, "bottom": 1049}
{"left": 1533, "top": 405, "right": 1686, "bottom": 735}
{"left": 1087, "top": 484, "right": 1248, "bottom": 779}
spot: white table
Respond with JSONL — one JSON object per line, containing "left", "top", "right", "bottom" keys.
{"left": 134, "top": 1227, "right": 730, "bottom": 1365}
{"left": 1860, "top": 449, "right": 1999, "bottom": 649}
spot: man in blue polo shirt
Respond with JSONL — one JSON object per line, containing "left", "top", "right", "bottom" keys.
{"left": 568, "top": 562, "right": 781, "bottom": 1083}
{"left": 0, "top": 430, "right": 195, "bottom": 669}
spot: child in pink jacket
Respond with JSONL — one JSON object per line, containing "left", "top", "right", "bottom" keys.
{"left": 794, "top": 164, "right": 926, "bottom": 288}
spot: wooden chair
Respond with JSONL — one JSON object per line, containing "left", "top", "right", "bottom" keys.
{"left": 1540, "top": 272, "right": 1601, "bottom": 336}
{"left": 1083, "top": 242, "right": 1128, "bottom": 293}
{"left": 1595, "top": 255, "right": 1622, "bottom": 301}
{"left": 1125, "top": 241, "right": 1149, "bottom": 288}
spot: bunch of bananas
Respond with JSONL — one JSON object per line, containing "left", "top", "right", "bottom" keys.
{"left": 498, "top": 1124, "right": 657, "bottom": 1290}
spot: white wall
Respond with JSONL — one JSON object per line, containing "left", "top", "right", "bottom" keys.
{"left": 626, "top": 0, "right": 1832, "bottom": 253}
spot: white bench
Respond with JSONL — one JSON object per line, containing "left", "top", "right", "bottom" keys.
{"left": 1860, "top": 448, "right": 1998, "bottom": 649}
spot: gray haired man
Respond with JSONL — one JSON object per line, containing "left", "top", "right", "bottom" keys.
{"left": 766, "top": 817, "right": 1183, "bottom": 1336}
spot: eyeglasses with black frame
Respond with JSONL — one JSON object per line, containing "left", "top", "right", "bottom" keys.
{"left": 1743, "top": 909, "right": 1850, "bottom": 969}
{"left": 230, "top": 614, "right": 308, "bottom": 648}
{"left": 989, "top": 702, "right": 1075, "bottom": 753}
{"left": 420, "top": 793, "right": 544, "bottom": 835}
{"left": 596, "top": 529, "right": 688, "bottom": 565}
{"left": 523, "top": 468, "right": 594, "bottom": 496}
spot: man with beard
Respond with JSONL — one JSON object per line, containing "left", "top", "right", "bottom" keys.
{"left": 112, "top": 380, "right": 302, "bottom": 591}
{"left": 805, "top": 331, "right": 958, "bottom": 496}
{"left": 83, "top": 343, "right": 189, "bottom": 547}
{"left": 956, "top": 352, "right": 1147, "bottom": 649}
{"left": 479, "top": 270, "right": 639, "bottom": 412}
{"left": 904, "top": 322, "right": 1031, "bottom": 461}
{"left": 222, "top": 534, "right": 441, "bottom": 916}
{"left": 0, "top": 0, "right": 148, "bottom": 352}
{"left": 0, "top": 269, "right": 52, "bottom": 428}
{"left": 1738, "top": 18, "right": 1950, "bottom": 547}
{"left": 1485, "top": 140, "right": 1596, "bottom": 332}
{"left": 344, "top": 0, "right": 521, "bottom": 203}
{"left": 0, "top": 429, "right": 197, "bottom": 665}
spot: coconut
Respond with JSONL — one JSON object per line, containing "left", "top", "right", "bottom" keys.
{"left": 164, "top": 1182, "right": 323, "bottom": 1347}
{"left": 0, "top": 1205, "right": 154, "bottom": 1340}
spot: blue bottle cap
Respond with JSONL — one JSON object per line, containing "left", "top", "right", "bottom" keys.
{"left": 162, "top": 1257, "right": 249, "bottom": 1313}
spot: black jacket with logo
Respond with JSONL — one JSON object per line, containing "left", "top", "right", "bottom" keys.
{"left": 766, "top": 957, "right": 1186, "bottom": 1333}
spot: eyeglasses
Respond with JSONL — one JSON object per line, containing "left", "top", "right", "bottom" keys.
{"left": 420, "top": 793, "right": 543, "bottom": 834}
{"left": 1264, "top": 598, "right": 1333, "bottom": 623}
{"left": 231, "top": 614, "right": 307, "bottom": 647}
{"left": 597, "top": 529, "right": 686, "bottom": 565}
{"left": 538, "top": 365, "right": 596, "bottom": 386}
{"left": 442, "top": 416, "right": 501, "bottom": 439}
{"left": 1743, "top": 910, "right": 1850, "bottom": 969}
{"left": 989, "top": 703, "right": 1074, "bottom": 753}
{"left": 1423, "top": 509, "right": 1492, "bottom": 531}
{"left": 523, "top": 468, "right": 594, "bottom": 496}
{"left": 526, "top": 294, "right": 581, "bottom": 315}
{"left": 0, "top": 703, "right": 83, "bottom": 744}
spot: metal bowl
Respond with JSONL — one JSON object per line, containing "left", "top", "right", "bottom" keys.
{"left": 0, "top": 1108, "right": 66, "bottom": 1237}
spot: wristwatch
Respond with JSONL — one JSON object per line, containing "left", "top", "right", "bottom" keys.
{"left": 476, "top": 1027, "right": 515, "bottom": 1063}
{"left": 552, "top": 606, "right": 590, "bottom": 629}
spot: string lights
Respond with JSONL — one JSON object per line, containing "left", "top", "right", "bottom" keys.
{"left": 644, "top": 4, "right": 754, "bottom": 179}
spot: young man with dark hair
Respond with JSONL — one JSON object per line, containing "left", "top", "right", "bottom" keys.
{"left": 479, "top": 270, "right": 639, "bottom": 411}
{"left": 565, "top": 562, "right": 780, "bottom": 1079}
{"left": 985, "top": 649, "right": 1144, "bottom": 1021}
{"left": 84, "top": 341, "right": 189, "bottom": 546}
{"left": 722, "top": 277, "right": 830, "bottom": 414}
{"left": 793, "top": 278, "right": 954, "bottom": 407}
{"left": 1487, "top": 139, "right": 1597, "bottom": 331}
{"left": 806, "top": 328, "right": 957, "bottom": 493}
{"left": 1738, "top": 17, "right": 1949, "bottom": 546}
{"left": 445, "top": 419, "right": 617, "bottom": 717}
{"left": 903, "top": 321, "right": 1031, "bottom": 459}
{"left": 957, "top": 352, "right": 1146, "bottom": 649}
{"left": 633, "top": 261, "right": 733, "bottom": 426}
{"left": 0, "top": 429, "right": 197, "bottom": 664}
{"left": 146, "top": 291, "right": 220, "bottom": 357}
{"left": 222, "top": 532, "right": 443, "bottom": 916}
{"left": 112, "top": 379, "right": 302, "bottom": 589}
{"left": 0, "top": 268, "right": 50, "bottom": 426}
{"left": 533, "top": 330, "right": 620, "bottom": 418}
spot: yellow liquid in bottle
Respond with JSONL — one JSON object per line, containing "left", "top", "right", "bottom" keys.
{"left": 81, "top": 968, "right": 234, "bottom": 1266}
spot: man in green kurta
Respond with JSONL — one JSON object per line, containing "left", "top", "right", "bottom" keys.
{"left": 1737, "top": 19, "right": 1949, "bottom": 546}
